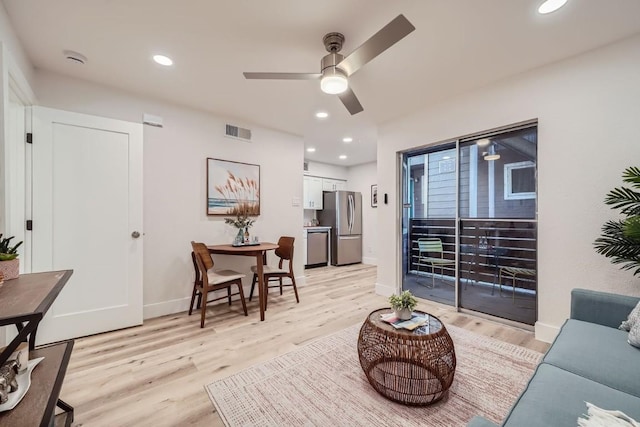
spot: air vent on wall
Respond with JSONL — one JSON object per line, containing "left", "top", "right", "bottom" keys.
{"left": 225, "top": 124, "right": 252, "bottom": 142}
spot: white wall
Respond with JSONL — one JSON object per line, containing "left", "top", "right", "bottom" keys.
{"left": 34, "top": 70, "right": 304, "bottom": 319}
{"left": 347, "top": 162, "right": 377, "bottom": 265}
{"left": 0, "top": 4, "right": 34, "bottom": 86}
{"left": 0, "top": 6, "right": 35, "bottom": 345}
{"left": 0, "top": 3, "right": 36, "bottom": 269}
{"left": 378, "top": 34, "right": 640, "bottom": 342}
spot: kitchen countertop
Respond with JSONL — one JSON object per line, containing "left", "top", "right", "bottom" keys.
{"left": 304, "top": 226, "right": 332, "bottom": 230}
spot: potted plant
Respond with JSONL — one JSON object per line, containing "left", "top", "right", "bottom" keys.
{"left": 0, "top": 234, "right": 23, "bottom": 281}
{"left": 388, "top": 290, "right": 418, "bottom": 320}
{"left": 594, "top": 166, "right": 640, "bottom": 276}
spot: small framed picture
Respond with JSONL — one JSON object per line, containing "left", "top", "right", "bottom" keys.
{"left": 371, "top": 184, "right": 378, "bottom": 208}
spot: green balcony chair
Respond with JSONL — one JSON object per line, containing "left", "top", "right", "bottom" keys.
{"left": 417, "top": 238, "right": 456, "bottom": 288}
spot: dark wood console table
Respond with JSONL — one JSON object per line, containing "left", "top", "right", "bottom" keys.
{"left": 0, "top": 270, "right": 75, "bottom": 426}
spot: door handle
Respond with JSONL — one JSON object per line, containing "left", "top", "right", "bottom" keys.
{"left": 131, "top": 231, "right": 141, "bottom": 238}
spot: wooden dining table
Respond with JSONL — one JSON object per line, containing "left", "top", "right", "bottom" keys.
{"left": 207, "top": 242, "right": 279, "bottom": 321}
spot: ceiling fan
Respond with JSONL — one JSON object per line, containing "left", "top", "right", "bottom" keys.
{"left": 243, "top": 14, "right": 415, "bottom": 115}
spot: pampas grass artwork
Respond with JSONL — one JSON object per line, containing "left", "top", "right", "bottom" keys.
{"left": 207, "top": 158, "right": 260, "bottom": 216}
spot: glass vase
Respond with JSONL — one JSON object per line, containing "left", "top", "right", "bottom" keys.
{"left": 234, "top": 228, "right": 244, "bottom": 245}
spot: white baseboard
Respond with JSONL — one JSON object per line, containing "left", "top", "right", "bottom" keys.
{"left": 534, "top": 321, "right": 560, "bottom": 343}
{"left": 143, "top": 276, "right": 307, "bottom": 320}
{"left": 375, "top": 282, "right": 396, "bottom": 297}
{"left": 362, "top": 257, "right": 377, "bottom": 266}
{"left": 143, "top": 297, "right": 191, "bottom": 320}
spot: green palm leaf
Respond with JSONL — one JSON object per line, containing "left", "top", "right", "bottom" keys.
{"left": 595, "top": 167, "right": 640, "bottom": 277}
{"left": 622, "top": 166, "right": 640, "bottom": 186}
{"left": 624, "top": 216, "right": 640, "bottom": 240}
{"left": 604, "top": 187, "right": 640, "bottom": 215}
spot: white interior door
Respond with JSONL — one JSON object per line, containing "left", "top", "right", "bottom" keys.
{"left": 31, "top": 106, "right": 143, "bottom": 344}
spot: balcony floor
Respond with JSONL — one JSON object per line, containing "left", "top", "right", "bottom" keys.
{"left": 403, "top": 273, "right": 536, "bottom": 325}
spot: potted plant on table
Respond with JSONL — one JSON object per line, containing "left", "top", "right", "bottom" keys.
{"left": 389, "top": 290, "right": 418, "bottom": 320}
{"left": 0, "top": 234, "right": 23, "bottom": 282}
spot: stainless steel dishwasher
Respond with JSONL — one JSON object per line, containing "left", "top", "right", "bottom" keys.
{"left": 306, "top": 230, "right": 328, "bottom": 267}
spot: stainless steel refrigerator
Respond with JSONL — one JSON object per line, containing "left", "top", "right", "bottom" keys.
{"left": 318, "top": 191, "right": 362, "bottom": 266}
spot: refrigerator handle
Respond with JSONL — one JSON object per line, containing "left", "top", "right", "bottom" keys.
{"left": 348, "top": 194, "right": 354, "bottom": 233}
{"left": 347, "top": 194, "right": 351, "bottom": 233}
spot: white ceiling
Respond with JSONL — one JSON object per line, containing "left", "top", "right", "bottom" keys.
{"left": 3, "top": 1, "right": 640, "bottom": 166}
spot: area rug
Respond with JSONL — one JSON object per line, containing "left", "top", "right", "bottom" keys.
{"left": 206, "top": 323, "right": 542, "bottom": 426}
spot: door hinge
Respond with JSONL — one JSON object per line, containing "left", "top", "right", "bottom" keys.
{"left": 26, "top": 220, "right": 33, "bottom": 231}
{"left": 26, "top": 133, "right": 33, "bottom": 144}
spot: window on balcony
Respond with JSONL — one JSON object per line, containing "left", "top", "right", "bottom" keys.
{"left": 504, "top": 161, "right": 536, "bottom": 200}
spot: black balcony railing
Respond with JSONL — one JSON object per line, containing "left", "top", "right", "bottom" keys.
{"left": 408, "top": 218, "right": 537, "bottom": 292}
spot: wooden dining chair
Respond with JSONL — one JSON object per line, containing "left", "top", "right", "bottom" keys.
{"left": 189, "top": 251, "right": 203, "bottom": 315}
{"left": 249, "top": 236, "right": 299, "bottom": 307}
{"left": 190, "top": 241, "right": 248, "bottom": 327}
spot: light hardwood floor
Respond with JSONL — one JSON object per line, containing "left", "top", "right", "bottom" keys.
{"left": 61, "top": 264, "right": 549, "bottom": 426}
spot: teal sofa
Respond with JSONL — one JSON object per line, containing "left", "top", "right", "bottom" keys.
{"left": 468, "top": 288, "right": 640, "bottom": 427}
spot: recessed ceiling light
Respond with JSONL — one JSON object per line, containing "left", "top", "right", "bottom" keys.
{"left": 538, "top": 0, "right": 568, "bottom": 14}
{"left": 342, "top": 137, "right": 353, "bottom": 143}
{"left": 339, "top": 155, "right": 347, "bottom": 160}
{"left": 153, "top": 54, "right": 173, "bottom": 66}
{"left": 315, "top": 111, "right": 329, "bottom": 119}
{"left": 307, "top": 147, "right": 316, "bottom": 153}
{"left": 476, "top": 138, "right": 491, "bottom": 147}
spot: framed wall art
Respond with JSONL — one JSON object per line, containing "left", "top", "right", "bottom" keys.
{"left": 207, "top": 158, "right": 260, "bottom": 216}
{"left": 371, "top": 184, "right": 378, "bottom": 208}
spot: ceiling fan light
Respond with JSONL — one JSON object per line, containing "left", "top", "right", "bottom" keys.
{"left": 321, "top": 69, "right": 348, "bottom": 94}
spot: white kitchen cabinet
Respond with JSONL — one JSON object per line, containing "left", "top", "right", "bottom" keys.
{"left": 322, "top": 178, "right": 347, "bottom": 191}
{"left": 303, "top": 176, "right": 323, "bottom": 209}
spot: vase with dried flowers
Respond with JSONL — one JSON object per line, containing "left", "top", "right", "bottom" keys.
{"left": 224, "top": 214, "right": 255, "bottom": 245}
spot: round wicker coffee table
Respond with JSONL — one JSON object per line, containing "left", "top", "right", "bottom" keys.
{"left": 357, "top": 308, "right": 456, "bottom": 406}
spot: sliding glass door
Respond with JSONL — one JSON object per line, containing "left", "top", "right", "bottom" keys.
{"left": 402, "top": 144, "right": 457, "bottom": 306}
{"left": 401, "top": 124, "right": 538, "bottom": 325}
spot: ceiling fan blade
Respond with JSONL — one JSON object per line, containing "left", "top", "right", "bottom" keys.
{"left": 338, "top": 14, "right": 415, "bottom": 76}
{"left": 243, "top": 72, "right": 321, "bottom": 80}
{"left": 338, "top": 87, "right": 364, "bottom": 115}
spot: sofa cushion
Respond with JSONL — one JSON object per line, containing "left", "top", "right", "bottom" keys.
{"left": 630, "top": 320, "right": 640, "bottom": 348}
{"left": 621, "top": 300, "right": 640, "bottom": 331}
{"left": 502, "top": 364, "right": 640, "bottom": 427}
{"left": 542, "top": 319, "right": 640, "bottom": 397}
